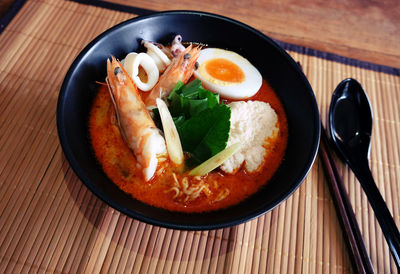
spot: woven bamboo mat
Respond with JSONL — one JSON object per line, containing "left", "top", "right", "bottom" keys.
{"left": 1, "top": 0, "right": 399, "bottom": 273}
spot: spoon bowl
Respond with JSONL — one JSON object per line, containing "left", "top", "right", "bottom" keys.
{"left": 329, "top": 78, "right": 400, "bottom": 269}
{"left": 329, "top": 78, "right": 372, "bottom": 163}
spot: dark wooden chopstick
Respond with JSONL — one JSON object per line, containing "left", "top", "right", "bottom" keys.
{"left": 319, "top": 124, "right": 374, "bottom": 274}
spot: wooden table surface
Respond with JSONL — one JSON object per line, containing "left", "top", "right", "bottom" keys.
{"left": 120, "top": 0, "right": 400, "bottom": 68}
{"left": 3, "top": 0, "right": 398, "bottom": 68}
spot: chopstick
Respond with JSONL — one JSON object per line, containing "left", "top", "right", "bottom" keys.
{"left": 319, "top": 124, "right": 374, "bottom": 274}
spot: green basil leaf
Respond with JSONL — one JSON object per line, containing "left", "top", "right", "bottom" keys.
{"left": 168, "top": 90, "right": 184, "bottom": 116}
{"left": 198, "top": 87, "right": 219, "bottom": 108}
{"left": 178, "top": 104, "right": 231, "bottom": 163}
{"left": 185, "top": 98, "right": 209, "bottom": 117}
{"left": 181, "top": 78, "right": 202, "bottom": 98}
{"left": 172, "top": 115, "right": 186, "bottom": 128}
{"left": 168, "top": 81, "right": 184, "bottom": 100}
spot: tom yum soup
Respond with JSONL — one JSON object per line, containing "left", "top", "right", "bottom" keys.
{"left": 89, "top": 35, "right": 288, "bottom": 213}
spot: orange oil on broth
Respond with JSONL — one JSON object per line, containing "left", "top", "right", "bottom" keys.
{"left": 89, "top": 80, "right": 288, "bottom": 213}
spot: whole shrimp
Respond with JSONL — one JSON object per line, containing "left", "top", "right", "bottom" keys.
{"left": 144, "top": 44, "right": 201, "bottom": 107}
{"left": 106, "top": 56, "right": 167, "bottom": 181}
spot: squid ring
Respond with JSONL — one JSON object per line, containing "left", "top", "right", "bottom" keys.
{"left": 143, "top": 41, "right": 171, "bottom": 73}
{"left": 123, "top": 52, "right": 159, "bottom": 92}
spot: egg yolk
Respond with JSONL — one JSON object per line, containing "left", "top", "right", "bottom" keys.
{"left": 205, "top": 58, "right": 245, "bottom": 83}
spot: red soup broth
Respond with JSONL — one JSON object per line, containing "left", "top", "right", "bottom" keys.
{"left": 89, "top": 80, "right": 288, "bottom": 213}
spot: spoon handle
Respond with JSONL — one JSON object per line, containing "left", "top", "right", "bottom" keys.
{"left": 352, "top": 163, "right": 400, "bottom": 270}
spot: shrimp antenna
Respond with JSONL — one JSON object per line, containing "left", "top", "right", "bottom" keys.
{"left": 106, "top": 76, "right": 128, "bottom": 144}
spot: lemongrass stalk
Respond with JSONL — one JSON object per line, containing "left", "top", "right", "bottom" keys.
{"left": 156, "top": 98, "right": 184, "bottom": 165}
{"left": 189, "top": 143, "right": 241, "bottom": 176}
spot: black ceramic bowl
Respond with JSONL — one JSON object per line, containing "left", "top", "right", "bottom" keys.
{"left": 57, "top": 10, "right": 320, "bottom": 230}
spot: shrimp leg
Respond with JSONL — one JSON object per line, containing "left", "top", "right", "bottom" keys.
{"left": 106, "top": 56, "right": 167, "bottom": 181}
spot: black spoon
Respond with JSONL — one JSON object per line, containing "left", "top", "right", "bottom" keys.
{"left": 329, "top": 78, "right": 400, "bottom": 270}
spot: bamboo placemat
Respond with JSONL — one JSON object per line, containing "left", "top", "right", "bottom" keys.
{"left": 1, "top": 0, "right": 399, "bottom": 273}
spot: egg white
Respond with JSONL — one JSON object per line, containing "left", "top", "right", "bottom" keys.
{"left": 193, "top": 48, "right": 262, "bottom": 99}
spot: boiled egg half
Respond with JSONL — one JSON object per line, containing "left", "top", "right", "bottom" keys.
{"left": 193, "top": 48, "right": 262, "bottom": 99}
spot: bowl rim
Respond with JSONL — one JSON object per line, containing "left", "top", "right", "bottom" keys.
{"left": 57, "top": 10, "right": 321, "bottom": 230}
